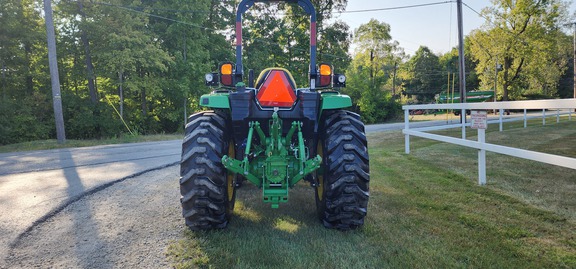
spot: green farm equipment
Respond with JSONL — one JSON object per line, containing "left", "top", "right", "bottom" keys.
{"left": 179, "top": 0, "right": 369, "bottom": 231}
{"left": 437, "top": 90, "right": 495, "bottom": 115}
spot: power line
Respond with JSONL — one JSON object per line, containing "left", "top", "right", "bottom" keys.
{"left": 91, "top": 1, "right": 234, "bottom": 14}
{"left": 461, "top": 1, "right": 493, "bottom": 26}
{"left": 92, "top": 1, "right": 456, "bottom": 16}
{"left": 91, "top": 1, "right": 350, "bottom": 61}
{"left": 86, "top": 0, "right": 467, "bottom": 63}
{"left": 92, "top": 1, "right": 216, "bottom": 31}
{"left": 337, "top": 1, "right": 454, "bottom": 14}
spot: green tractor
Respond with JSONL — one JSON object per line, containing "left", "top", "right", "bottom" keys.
{"left": 180, "top": 0, "right": 369, "bottom": 230}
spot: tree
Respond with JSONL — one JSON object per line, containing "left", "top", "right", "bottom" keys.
{"left": 439, "top": 39, "right": 480, "bottom": 94}
{"left": 90, "top": 0, "right": 173, "bottom": 131}
{"left": 469, "top": 0, "right": 571, "bottom": 101}
{"left": 239, "top": 0, "right": 352, "bottom": 86}
{"left": 401, "top": 46, "right": 443, "bottom": 102}
{"left": 0, "top": 0, "right": 48, "bottom": 97}
{"left": 0, "top": 0, "right": 54, "bottom": 144}
{"left": 345, "top": 19, "right": 404, "bottom": 123}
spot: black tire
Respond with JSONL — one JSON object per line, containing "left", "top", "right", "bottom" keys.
{"left": 315, "top": 110, "right": 370, "bottom": 230}
{"left": 180, "top": 111, "right": 236, "bottom": 230}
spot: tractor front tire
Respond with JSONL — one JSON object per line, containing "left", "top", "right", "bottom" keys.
{"left": 180, "top": 111, "right": 235, "bottom": 230}
{"left": 316, "top": 110, "right": 370, "bottom": 230}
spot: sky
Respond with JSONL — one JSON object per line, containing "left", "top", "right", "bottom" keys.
{"left": 335, "top": 0, "right": 576, "bottom": 56}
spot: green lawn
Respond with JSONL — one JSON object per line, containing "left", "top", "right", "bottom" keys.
{"left": 168, "top": 119, "right": 576, "bottom": 268}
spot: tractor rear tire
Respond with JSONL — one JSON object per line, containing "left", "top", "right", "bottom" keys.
{"left": 315, "top": 110, "right": 370, "bottom": 230}
{"left": 180, "top": 111, "right": 236, "bottom": 230}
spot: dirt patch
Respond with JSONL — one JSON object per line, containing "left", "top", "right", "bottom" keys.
{"left": 5, "top": 166, "right": 184, "bottom": 268}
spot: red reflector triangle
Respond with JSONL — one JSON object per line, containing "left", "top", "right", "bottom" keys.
{"left": 256, "top": 70, "right": 296, "bottom": 107}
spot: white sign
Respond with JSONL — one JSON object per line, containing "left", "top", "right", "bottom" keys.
{"left": 471, "top": 110, "right": 488, "bottom": 129}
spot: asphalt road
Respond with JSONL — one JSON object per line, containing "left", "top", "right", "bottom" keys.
{"left": 0, "top": 140, "right": 181, "bottom": 265}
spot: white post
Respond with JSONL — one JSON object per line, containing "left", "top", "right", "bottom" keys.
{"left": 462, "top": 109, "right": 466, "bottom": 140}
{"left": 405, "top": 108, "right": 410, "bottom": 154}
{"left": 524, "top": 109, "right": 527, "bottom": 128}
{"left": 478, "top": 128, "right": 486, "bottom": 185}
{"left": 542, "top": 109, "right": 546, "bottom": 126}
{"left": 570, "top": 109, "right": 572, "bottom": 121}
{"left": 557, "top": 109, "right": 560, "bottom": 123}
{"left": 499, "top": 108, "right": 503, "bottom": 132}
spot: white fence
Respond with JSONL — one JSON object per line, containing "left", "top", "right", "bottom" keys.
{"left": 403, "top": 99, "right": 576, "bottom": 185}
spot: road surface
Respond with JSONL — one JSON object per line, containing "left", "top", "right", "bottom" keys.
{"left": 0, "top": 140, "right": 181, "bottom": 266}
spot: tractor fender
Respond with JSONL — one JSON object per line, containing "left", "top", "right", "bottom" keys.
{"left": 199, "top": 93, "right": 230, "bottom": 109}
{"left": 320, "top": 92, "right": 352, "bottom": 116}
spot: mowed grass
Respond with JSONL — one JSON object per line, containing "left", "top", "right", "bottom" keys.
{"left": 168, "top": 118, "right": 576, "bottom": 268}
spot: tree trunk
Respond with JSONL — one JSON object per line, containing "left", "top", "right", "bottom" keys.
{"left": 78, "top": 1, "right": 98, "bottom": 104}
{"left": 2, "top": 62, "right": 6, "bottom": 101}
{"left": 392, "top": 62, "right": 397, "bottom": 96}
{"left": 24, "top": 43, "right": 33, "bottom": 95}
{"left": 502, "top": 57, "right": 512, "bottom": 101}
{"left": 118, "top": 71, "right": 124, "bottom": 119}
{"left": 141, "top": 88, "right": 147, "bottom": 117}
{"left": 369, "top": 50, "right": 374, "bottom": 85}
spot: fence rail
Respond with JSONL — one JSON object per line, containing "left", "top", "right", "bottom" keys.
{"left": 402, "top": 99, "right": 576, "bottom": 185}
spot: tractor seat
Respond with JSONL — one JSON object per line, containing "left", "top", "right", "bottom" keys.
{"left": 255, "top": 68, "right": 298, "bottom": 90}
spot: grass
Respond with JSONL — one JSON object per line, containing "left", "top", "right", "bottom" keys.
{"left": 168, "top": 118, "right": 576, "bottom": 268}
{"left": 0, "top": 134, "right": 182, "bottom": 153}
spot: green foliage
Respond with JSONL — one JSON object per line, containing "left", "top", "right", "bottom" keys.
{"left": 345, "top": 19, "right": 403, "bottom": 123}
{"left": 469, "top": 0, "right": 571, "bottom": 101}
{"left": 0, "top": 0, "right": 48, "bottom": 98}
{"left": 0, "top": 94, "right": 53, "bottom": 145}
{"left": 62, "top": 93, "right": 124, "bottom": 139}
{"left": 401, "top": 46, "right": 444, "bottom": 102}
{"left": 438, "top": 41, "right": 480, "bottom": 94}
{"left": 1, "top": 0, "right": 229, "bottom": 144}
{"left": 345, "top": 58, "right": 401, "bottom": 123}
{"left": 242, "top": 0, "right": 351, "bottom": 86}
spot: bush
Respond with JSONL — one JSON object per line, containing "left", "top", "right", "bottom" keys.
{"left": 0, "top": 94, "right": 53, "bottom": 145}
{"left": 63, "top": 93, "right": 124, "bottom": 139}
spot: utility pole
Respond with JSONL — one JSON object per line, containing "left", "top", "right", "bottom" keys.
{"left": 573, "top": 22, "right": 575, "bottom": 100}
{"left": 494, "top": 57, "right": 498, "bottom": 114}
{"left": 493, "top": 57, "right": 502, "bottom": 114}
{"left": 43, "top": 0, "right": 66, "bottom": 143}
{"left": 457, "top": 0, "right": 466, "bottom": 104}
{"left": 456, "top": 0, "right": 467, "bottom": 127}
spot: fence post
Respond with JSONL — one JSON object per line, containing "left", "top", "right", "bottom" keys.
{"left": 524, "top": 109, "right": 527, "bottom": 128}
{"left": 405, "top": 108, "right": 410, "bottom": 154}
{"left": 557, "top": 109, "right": 560, "bottom": 123}
{"left": 478, "top": 128, "right": 486, "bottom": 185}
{"left": 499, "top": 109, "right": 503, "bottom": 132}
{"left": 542, "top": 109, "right": 546, "bottom": 125}
{"left": 461, "top": 110, "right": 466, "bottom": 140}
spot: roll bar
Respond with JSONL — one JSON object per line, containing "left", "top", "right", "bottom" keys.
{"left": 234, "top": 0, "right": 318, "bottom": 88}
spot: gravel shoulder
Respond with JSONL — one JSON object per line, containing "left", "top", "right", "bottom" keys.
{"left": 4, "top": 165, "right": 183, "bottom": 268}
